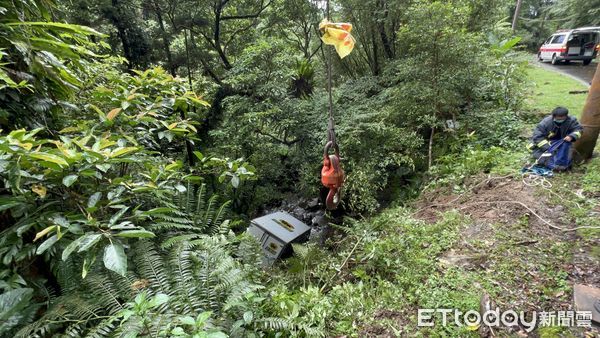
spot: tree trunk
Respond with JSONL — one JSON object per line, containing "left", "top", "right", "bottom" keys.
{"left": 371, "top": 27, "right": 380, "bottom": 76}
{"left": 573, "top": 63, "right": 600, "bottom": 161}
{"left": 511, "top": 0, "right": 523, "bottom": 31}
{"left": 428, "top": 127, "right": 435, "bottom": 169}
{"left": 152, "top": 0, "right": 175, "bottom": 76}
{"left": 376, "top": 0, "right": 394, "bottom": 59}
{"left": 110, "top": 0, "right": 133, "bottom": 69}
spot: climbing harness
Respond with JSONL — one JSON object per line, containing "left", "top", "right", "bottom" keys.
{"left": 319, "top": 0, "right": 354, "bottom": 210}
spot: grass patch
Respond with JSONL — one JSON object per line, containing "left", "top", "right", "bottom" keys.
{"left": 524, "top": 65, "right": 588, "bottom": 118}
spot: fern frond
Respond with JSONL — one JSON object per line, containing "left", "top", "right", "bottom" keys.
{"left": 186, "top": 181, "right": 195, "bottom": 214}
{"left": 202, "top": 195, "right": 219, "bottom": 229}
{"left": 151, "top": 214, "right": 193, "bottom": 224}
{"left": 169, "top": 243, "right": 199, "bottom": 314}
{"left": 150, "top": 222, "right": 197, "bottom": 232}
{"left": 255, "top": 317, "right": 292, "bottom": 331}
{"left": 83, "top": 318, "right": 117, "bottom": 338}
{"left": 132, "top": 240, "right": 172, "bottom": 294}
{"left": 195, "top": 183, "right": 207, "bottom": 215}
{"left": 161, "top": 234, "right": 202, "bottom": 249}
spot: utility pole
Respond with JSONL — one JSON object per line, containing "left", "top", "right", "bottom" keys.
{"left": 512, "top": 0, "right": 523, "bottom": 32}
{"left": 574, "top": 62, "right": 600, "bottom": 161}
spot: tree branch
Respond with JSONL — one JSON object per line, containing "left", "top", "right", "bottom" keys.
{"left": 221, "top": 0, "right": 273, "bottom": 20}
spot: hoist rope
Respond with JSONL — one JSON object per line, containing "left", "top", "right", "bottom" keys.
{"left": 325, "top": 0, "right": 337, "bottom": 150}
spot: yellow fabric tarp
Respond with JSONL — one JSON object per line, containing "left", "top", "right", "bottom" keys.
{"left": 319, "top": 19, "right": 355, "bottom": 59}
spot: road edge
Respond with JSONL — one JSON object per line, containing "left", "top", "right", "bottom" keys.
{"left": 531, "top": 61, "right": 593, "bottom": 88}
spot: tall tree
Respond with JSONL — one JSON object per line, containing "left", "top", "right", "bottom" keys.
{"left": 574, "top": 63, "right": 600, "bottom": 160}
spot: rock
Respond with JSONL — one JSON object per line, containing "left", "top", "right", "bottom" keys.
{"left": 439, "top": 250, "right": 478, "bottom": 268}
{"left": 573, "top": 284, "right": 600, "bottom": 324}
{"left": 312, "top": 212, "right": 328, "bottom": 227}
{"left": 297, "top": 198, "right": 309, "bottom": 209}
{"left": 307, "top": 198, "right": 320, "bottom": 210}
{"left": 291, "top": 206, "right": 304, "bottom": 217}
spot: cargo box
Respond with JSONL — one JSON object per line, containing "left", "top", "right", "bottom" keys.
{"left": 247, "top": 211, "right": 311, "bottom": 264}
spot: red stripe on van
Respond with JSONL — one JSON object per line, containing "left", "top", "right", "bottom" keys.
{"left": 540, "top": 47, "right": 566, "bottom": 53}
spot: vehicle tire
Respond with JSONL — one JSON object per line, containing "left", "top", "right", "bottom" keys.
{"left": 551, "top": 54, "right": 559, "bottom": 65}
{"left": 538, "top": 53, "right": 543, "bottom": 62}
{"left": 583, "top": 59, "right": 592, "bottom": 66}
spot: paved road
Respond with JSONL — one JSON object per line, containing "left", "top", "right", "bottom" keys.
{"left": 536, "top": 58, "right": 597, "bottom": 87}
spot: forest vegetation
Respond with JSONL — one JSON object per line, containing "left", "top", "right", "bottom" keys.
{"left": 0, "top": 0, "right": 598, "bottom": 336}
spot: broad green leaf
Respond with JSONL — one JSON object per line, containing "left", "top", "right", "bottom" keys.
{"left": 29, "top": 152, "right": 69, "bottom": 167}
{"left": 87, "top": 192, "right": 101, "bottom": 208}
{"left": 231, "top": 175, "right": 240, "bottom": 188}
{"left": 89, "top": 104, "right": 106, "bottom": 121}
{"left": 115, "top": 230, "right": 155, "bottom": 238}
{"left": 148, "top": 293, "right": 169, "bottom": 308}
{"left": 82, "top": 252, "right": 96, "bottom": 279}
{"left": 6, "top": 22, "right": 104, "bottom": 36}
{"left": 77, "top": 233, "right": 102, "bottom": 252}
{"left": 140, "top": 207, "right": 173, "bottom": 215}
{"left": 0, "top": 201, "right": 22, "bottom": 212}
{"left": 109, "top": 221, "right": 134, "bottom": 230}
{"left": 103, "top": 242, "right": 127, "bottom": 276}
{"left": 109, "top": 207, "right": 129, "bottom": 226}
{"left": 179, "top": 316, "right": 196, "bottom": 326}
{"left": 165, "top": 161, "right": 182, "bottom": 171}
{"left": 62, "top": 235, "right": 85, "bottom": 261}
{"left": 118, "top": 309, "right": 134, "bottom": 323}
{"left": 0, "top": 288, "right": 33, "bottom": 331}
{"left": 111, "top": 147, "right": 138, "bottom": 158}
{"left": 62, "top": 174, "right": 78, "bottom": 187}
{"left": 36, "top": 234, "right": 58, "bottom": 255}
{"left": 197, "top": 311, "right": 213, "bottom": 324}
{"left": 96, "top": 163, "right": 112, "bottom": 172}
{"left": 171, "top": 328, "right": 185, "bottom": 335}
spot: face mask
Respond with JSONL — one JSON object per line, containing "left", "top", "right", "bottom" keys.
{"left": 553, "top": 118, "right": 566, "bottom": 124}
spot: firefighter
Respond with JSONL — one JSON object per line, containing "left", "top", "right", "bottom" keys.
{"left": 528, "top": 107, "right": 583, "bottom": 160}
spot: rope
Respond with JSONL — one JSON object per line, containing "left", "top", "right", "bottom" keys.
{"left": 521, "top": 172, "right": 552, "bottom": 189}
{"left": 325, "top": 0, "right": 337, "bottom": 150}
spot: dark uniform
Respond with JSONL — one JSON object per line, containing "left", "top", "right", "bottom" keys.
{"left": 527, "top": 115, "right": 583, "bottom": 159}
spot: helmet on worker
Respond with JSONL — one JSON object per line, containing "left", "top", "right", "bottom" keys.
{"left": 552, "top": 107, "right": 568, "bottom": 123}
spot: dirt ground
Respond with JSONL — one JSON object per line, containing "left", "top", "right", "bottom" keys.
{"left": 412, "top": 175, "right": 600, "bottom": 337}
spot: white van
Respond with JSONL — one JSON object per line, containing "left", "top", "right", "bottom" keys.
{"left": 538, "top": 27, "right": 600, "bottom": 65}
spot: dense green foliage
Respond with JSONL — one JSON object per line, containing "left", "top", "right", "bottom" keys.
{"left": 0, "top": 0, "right": 572, "bottom": 336}
{"left": 511, "top": 0, "right": 600, "bottom": 51}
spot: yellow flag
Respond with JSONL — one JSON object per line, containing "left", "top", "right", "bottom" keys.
{"left": 319, "top": 19, "right": 355, "bottom": 59}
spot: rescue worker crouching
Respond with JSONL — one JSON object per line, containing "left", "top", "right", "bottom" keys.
{"left": 527, "top": 107, "right": 583, "bottom": 170}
